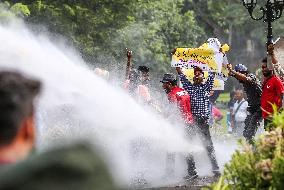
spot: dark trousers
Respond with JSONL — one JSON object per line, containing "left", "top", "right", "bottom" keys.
{"left": 186, "top": 154, "right": 197, "bottom": 176}
{"left": 243, "top": 110, "right": 262, "bottom": 144}
{"left": 166, "top": 126, "right": 197, "bottom": 176}
{"left": 165, "top": 153, "right": 197, "bottom": 176}
{"left": 192, "top": 117, "right": 219, "bottom": 172}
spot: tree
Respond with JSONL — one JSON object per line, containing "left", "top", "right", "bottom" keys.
{"left": 110, "top": 0, "right": 204, "bottom": 75}
{"left": 0, "top": 1, "right": 30, "bottom": 22}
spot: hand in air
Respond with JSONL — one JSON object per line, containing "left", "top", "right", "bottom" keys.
{"left": 126, "top": 48, "right": 132, "bottom": 59}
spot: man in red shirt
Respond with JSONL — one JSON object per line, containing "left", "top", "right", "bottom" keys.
{"left": 162, "top": 74, "right": 193, "bottom": 124}
{"left": 161, "top": 73, "right": 197, "bottom": 180}
{"left": 261, "top": 58, "right": 284, "bottom": 130}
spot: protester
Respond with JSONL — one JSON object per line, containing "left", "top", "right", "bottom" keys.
{"left": 176, "top": 66, "right": 220, "bottom": 177}
{"left": 0, "top": 71, "right": 116, "bottom": 190}
{"left": 160, "top": 73, "right": 197, "bottom": 180}
{"left": 124, "top": 49, "right": 151, "bottom": 104}
{"left": 261, "top": 58, "right": 284, "bottom": 130}
{"left": 0, "top": 71, "right": 40, "bottom": 164}
{"left": 231, "top": 89, "right": 248, "bottom": 137}
{"left": 137, "top": 65, "right": 151, "bottom": 103}
{"left": 0, "top": 143, "right": 117, "bottom": 190}
{"left": 267, "top": 43, "right": 284, "bottom": 83}
{"left": 124, "top": 50, "right": 153, "bottom": 185}
{"left": 227, "top": 63, "right": 262, "bottom": 143}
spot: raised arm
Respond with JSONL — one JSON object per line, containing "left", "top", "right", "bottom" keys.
{"left": 267, "top": 44, "right": 278, "bottom": 65}
{"left": 125, "top": 48, "right": 132, "bottom": 79}
{"left": 268, "top": 44, "right": 284, "bottom": 82}
{"left": 204, "top": 71, "right": 215, "bottom": 91}
{"left": 176, "top": 67, "right": 193, "bottom": 92}
{"left": 227, "top": 64, "right": 254, "bottom": 84}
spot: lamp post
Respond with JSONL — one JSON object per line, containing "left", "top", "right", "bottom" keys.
{"left": 242, "top": 0, "right": 284, "bottom": 47}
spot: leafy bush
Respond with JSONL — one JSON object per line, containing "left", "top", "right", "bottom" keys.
{"left": 206, "top": 111, "right": 284, "bottom": 190}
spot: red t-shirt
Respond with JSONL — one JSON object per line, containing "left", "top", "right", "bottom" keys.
{"left": 261, "top": 75, "right": 284, "bottom": 118}
{"left": 167, "top": 86, "right": 193, "bottom": 124}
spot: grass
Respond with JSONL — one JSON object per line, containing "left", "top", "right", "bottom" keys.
{"left": 220, "top": 109, "right": 228, "bottom": 128}
{"left": 212, "top": 92, "right": 230, "bottom": 134}
{"left": 216, "top": 92, "right": 230, "bottom": 103}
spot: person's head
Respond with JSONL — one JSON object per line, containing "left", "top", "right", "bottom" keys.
{"left": 261, "top": 57, "right": 273, "bottom": 77}
{"left": 234, "top": 89, "right": 244, "bottom": 101}
{"left": 0, "top": 71, "right": 41, "bottom": 161}
{"left": 138, "top": 66, "right": 150, "bottom": 83}
{"left": 193, "top": 67, "right": 204, "bottom": 85}
{"left": 235, "top": 64, "right": 248, "bottom": 76}
{"left": 160, "top": 73, "right": 177, "bottom": 93}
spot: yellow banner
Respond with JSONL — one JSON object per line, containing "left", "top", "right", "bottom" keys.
{"left": 171, "top": 38, "right": 230, "bottom": 81}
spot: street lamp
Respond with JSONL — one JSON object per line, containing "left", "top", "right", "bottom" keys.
{"left": 242, "top": 0, "right": 284, "bottom": 46}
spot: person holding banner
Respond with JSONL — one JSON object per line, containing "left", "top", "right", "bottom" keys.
{"left": 176, "top": 66, "right": 220, "bottom": 177}
{"left": 227, "top": 63, "right": 262, "bottom": 144}
{"left": 160, "top": 73, "right": 197, "bottom": 180}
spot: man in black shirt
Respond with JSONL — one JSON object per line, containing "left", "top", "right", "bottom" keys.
{"left": 227, "top": 64, "right": 262, "bottom": 143}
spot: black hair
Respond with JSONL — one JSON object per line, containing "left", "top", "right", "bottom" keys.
{"left": 262, "top": 57, "right": 267, "bottom": 63}
{"left": 137, "top": 66, "right": 149, "bottom": 73}
{"left": 169, "top": 79, "right": 177, "bottom": 86}
{"left": 193, "top": 66, "right": 204, "bottom": 75}
{"left": 0, "top": 71, "right": 41, "bottom": 146}
{"left": 240, "top": 70, "right": 249, "bottom": 75}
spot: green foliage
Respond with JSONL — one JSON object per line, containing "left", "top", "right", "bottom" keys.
{"left": 10, "top": 3, "right": 30, "bottom": 17}
{"left": 4, "top": 0, "right": 284, "bottom": 86}
{"left": 111, "top": 0, "right": 204, "bottom": 73}
{"left": 4, "top": 0, "right": 206, "bottom": 78}
{"left": 271, "top": 105, "right": 284, "bottom": 129}
{"left": 216, "top": 93, "right": 229, "bottom": 103}
{"left": 0, "top": 1, "right": 30, "bottom": 22}
{"left": 17, "top": 0, "right": 138, "bottom": 63}
{"left": 203, "top": 176, "right": 229, "bottom": 190}
{"left": 209, "top": 111, "right": 284, "bottom": 190}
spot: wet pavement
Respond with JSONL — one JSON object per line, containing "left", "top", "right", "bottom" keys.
{"left": 132, "top": 176, "right": 218, "bottom": 190}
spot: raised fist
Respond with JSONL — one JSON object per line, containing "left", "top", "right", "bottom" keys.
{"left": 267, "top": 44, "right": 274, "bottom": 55}
{"left": 171, "top": 48, "right": 177, "bottom": 55}
{"left": 227, "top": 63, "right": 233, "bottom": 71}
{"left": 126, "top": 48, "right": 132, "bottom": 59}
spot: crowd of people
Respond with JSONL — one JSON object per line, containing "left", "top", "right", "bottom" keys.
{"left": 123, "top": 43, "right": 284, "bottom": 182}
{"left": 0, "top": 42, "right": 283, "bottom": 188}
{"left": 227, "top": 44, "right": 284, "bottom": 140}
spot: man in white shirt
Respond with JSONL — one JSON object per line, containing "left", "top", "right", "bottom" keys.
{"left": 232, "top": 89, "right": 248, "bottom": 137}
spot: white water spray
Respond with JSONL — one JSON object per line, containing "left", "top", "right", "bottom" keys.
{"left": 0, "top": 20, "right": 237, "bottom": 187}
